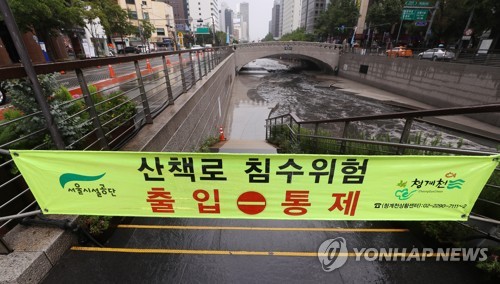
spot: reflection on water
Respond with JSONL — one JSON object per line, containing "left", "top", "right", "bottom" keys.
{"left": 238, "top": 59, "right": 496, "bottom": 152}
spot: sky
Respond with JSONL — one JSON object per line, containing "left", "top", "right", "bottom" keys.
{"left": 222, "top": 0, "right": 274, "bottom": 41}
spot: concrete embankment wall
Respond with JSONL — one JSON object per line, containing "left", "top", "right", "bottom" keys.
{"left": 339, "top": 54, "right": 500, "bottom": 127}
{"left": 123, "top": 54, "right": 236, "bottom": 152}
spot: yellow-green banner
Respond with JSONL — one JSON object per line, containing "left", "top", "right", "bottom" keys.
{"left": 11, "top": 150, "right": 499, "bottom": 220}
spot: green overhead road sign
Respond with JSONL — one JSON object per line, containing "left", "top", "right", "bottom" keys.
{"left": 401, "top": 9, "right": 429, "bottom": 21}
{"left": 196, "top": 27, "right": 210, "bottom": 34}
{"left": 405, "top": 1, "right": 430, "bottom": 6}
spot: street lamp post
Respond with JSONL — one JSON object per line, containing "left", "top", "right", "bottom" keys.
{"left": 140, "top": 4, "right": 149, "bottom": 53}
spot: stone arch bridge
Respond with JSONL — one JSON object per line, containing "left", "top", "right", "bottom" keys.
{"left": 233, "top": 41, "right": 342, "bottom": 72}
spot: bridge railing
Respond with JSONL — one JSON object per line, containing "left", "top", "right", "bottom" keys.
{"left": 266, "top": 104, "right": 500, "bottom": 227}
{"left": 0, "top": 46, "right": 233, "bottom": 249}
{"left": 235, "top": 41, "right": 343, "bottom": 50}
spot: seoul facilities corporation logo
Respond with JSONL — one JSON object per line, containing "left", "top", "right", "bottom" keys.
{"left": 317, "top": 238, "right": 488, "bottom": 272}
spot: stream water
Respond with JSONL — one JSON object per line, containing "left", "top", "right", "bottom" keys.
{"left": 232, "top": 58, "right": 497, "bottom": 152}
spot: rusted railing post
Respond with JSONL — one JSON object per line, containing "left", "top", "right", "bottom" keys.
{"left": 340, "top": 121, "right": 350, "bottom": 154}
{"left": 398, "top": 118, "right": 414, "bottom": 154}
{"left": 178, "top": 53, "right": 187, "bottom": 92}
{"left": 189, "top": 51, "right": 196, "bottom": 87}
{"left": 203, "top": 50, "right": 208, "bottom": 76}
{"left": 75, "top": 68, "right": 110, "bottom": 150}
{"left": 207, "top": 51, "right": 212, "bottom": 73}
{"left": 197, "top": 51, "right": 202, "bottom": 79}
{"left": 134, "top": 60, "right": 153, "bottom": 124}
{"left": 161, "top": 55, "right": 174, "bottom": 105}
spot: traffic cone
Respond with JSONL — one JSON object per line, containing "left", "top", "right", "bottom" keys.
{"left": 108, "top": 64, "right": 116, "bottom": 78}
{"left": 219, "top": 126, "right": 225, "bottom": 141}
{"left": 146, "top": 59, "right": 152, "bottom": 71}
{"left": 166, "top": 57, "right": 172, "bottom": 67}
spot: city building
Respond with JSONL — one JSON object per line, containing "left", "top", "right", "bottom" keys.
{"left": 224, "top": 9, "right": 234, "bottom": 42}
{"left": 233, "top": 17, "right": 241, "bottom": 42}
{"left": 163, "top": 0, "right": 191, "bottom": 33}
{"left": 281, "top": 0, "right": 302, "bottom": 36}
{"left": 187, "top": 0, "right": 220, "bottom": 33}
{"left": 270, "top": 0, "right": 281, "bottom": 38}
{"left": 116, "top": 0, "right": 174, "bottom": 51}
{"left": 239, "top": 2, "right": 249, "bottom": 42}
{"left": 301, "top": 0, "right": 327, "bottom": 34}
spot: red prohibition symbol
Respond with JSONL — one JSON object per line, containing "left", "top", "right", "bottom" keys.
{"left": 237, "top": 191, "right": 266, "bottom": 215}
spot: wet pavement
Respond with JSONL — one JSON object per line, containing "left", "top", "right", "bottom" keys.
{"left": 41, "top": 60, "right": 497, "bottom": 283}
{"left": 42, "top": 219, "right": 487, "bottom": 284}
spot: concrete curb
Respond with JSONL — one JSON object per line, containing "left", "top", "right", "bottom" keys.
{"left": 0, "top": 215, "right": 77, "bottom": 284}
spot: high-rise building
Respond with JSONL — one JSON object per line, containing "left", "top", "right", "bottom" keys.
{"left": 281, "top": 0, "right": 301, "bottom": 36}
{"left": 224, "top": 9, "right": 234, "bottom": 37}
{"left": 219, "top": 2, "right": 234, "bottom": 38}
{"left": 187, "top": 0, "right": 220, "bottom": 32}
{"left": 270, "top": 1, "right": 281, "bottom": 38}
{"left": 220, "top": 2, "right": 227, "bottom": 32}
{"left": 233, "top": 17, "right": 241, "bottom": 41}
{"left": 162, "top": 0, "right": 191, "bottom": 32}
{"left": 239, "top": 2, "right": 249, "bottom": 42}
{"left": 301, "top": 0, "right": 327, "bottom": 34}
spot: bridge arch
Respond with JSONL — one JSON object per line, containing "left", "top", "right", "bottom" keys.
{"left": 233, "top": 41, "right": 342, "bottom": 72}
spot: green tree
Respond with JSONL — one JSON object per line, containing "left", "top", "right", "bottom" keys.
{"left": 139, "top": 19, "right": 155, "bottom": 43}
{"left": 432, "top": 0, "right": 500, "bottom": 48}
{"left": 280, "top": 28, "right": 315, "bottom": 42}
{"left": 8, "top": 0, "right": 86, "bottom": 60}
{"left": 84, "top": 0, "right": 134, "bottom": 49}
{"left": 366, "top": 0, "right": 404, "bottom": 33}
{"left": 315, "top": 0, "right": 359, "bottom": 41}
{"left": 216, "top": 31, "right": 227, "bottom": 45}
{"left": 262, "top": 32, "right": 275, "bottom": 42}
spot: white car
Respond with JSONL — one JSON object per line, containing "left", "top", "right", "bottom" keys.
{"left": 418, "top": 48, "right": 455, "bottom": 61}
{"left": 191, "top": 45, "right": 203, "bottom": 50}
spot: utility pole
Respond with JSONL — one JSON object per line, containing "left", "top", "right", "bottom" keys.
{"left": 424, "top": 0, "right": 440, "bottom": 47}
{"left": 211, "top": 16, "right": 216, "bottom": 46}
{"left": 456, "top": 3, "right": 475, "bottom": 58}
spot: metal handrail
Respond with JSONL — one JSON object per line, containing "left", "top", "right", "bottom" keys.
{"left": 0, "top": 46, "right": 234, "bottom": 240}
{"left": 266, "top": 105, "right": 500, "bottom": 227}
{"left": 297, "top": 104, "right": 500, "bottom": 126}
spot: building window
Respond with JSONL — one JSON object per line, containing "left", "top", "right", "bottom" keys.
{"left": 126, "top": 0, "right": 135, "bottom": 4}
{"left": 129, "top": 11, "right": 138, "bottom": 19}
{"left": 144, "top": 12, "right": 149, "bottom": 20}
{"left": 157, "top": 28, "right": 165, "bottom": 36}
{"left": 142, "top": 1, "right": 147, "bottom": 6}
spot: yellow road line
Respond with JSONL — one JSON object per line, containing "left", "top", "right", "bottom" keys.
{"left": 117, "top": 224, "right": 409, "bottom": 233}
{"left": 71, "top": 247, "right": 458, "bottom": 258}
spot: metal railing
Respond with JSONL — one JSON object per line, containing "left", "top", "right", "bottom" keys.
{"left": 345, "top": 46, "right": 500, "bottom": 67}
{"left": 266, "top": 104, "right": 500, "bottom": 227}
{"left": 0, "top": 47, "right": 233, "bottom": 240}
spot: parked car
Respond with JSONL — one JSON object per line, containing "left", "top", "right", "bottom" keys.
{"left": 191, "top": 45, "right": 203, "bottom": 50}
{"left": 118, "top": 46, "right": 141, "bottom": 54}
{"left": 386, "top": 46, "right": 413, "bottom": 58}
{"left": 418, "top": 48, "right": 455, "bottom": 61}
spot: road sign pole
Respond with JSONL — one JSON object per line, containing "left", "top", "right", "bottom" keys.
{"left": 395, "top": 20, "right": 404, "bottom": 45}
{"left": 424, "top": 0, "right": 440, "bottom": 46}
{"left": 456, "top": 5, "right": 475, "bottom": 58}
